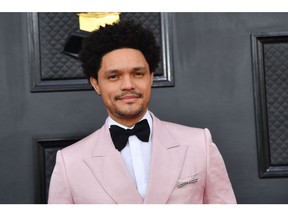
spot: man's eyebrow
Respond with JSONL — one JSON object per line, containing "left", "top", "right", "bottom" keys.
{"left": 104, "top": 69, "right": 124, "bottom": 76}
{"left": 132, "top": 66, "right": 147, "bottom": 71}
{"left": 104, "top": 69, "right": 120, "bottom": 74}
{"left": 104, "top": 66, "right": 147, "bottom": 74}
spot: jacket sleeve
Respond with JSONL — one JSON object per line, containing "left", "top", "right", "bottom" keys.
{"left": 48, "top": 150, "right": 74, "bottom": 204}
{"left": 203, "top": 128, "right": 237, "bottom": 204}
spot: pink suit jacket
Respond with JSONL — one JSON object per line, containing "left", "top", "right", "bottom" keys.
{"left": 48, "top": 113, "right": 237, "bottom": 204}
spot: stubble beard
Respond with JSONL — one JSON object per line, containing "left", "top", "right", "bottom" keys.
{"left": 114, "top": 104, "right": 145, "bottom": 120}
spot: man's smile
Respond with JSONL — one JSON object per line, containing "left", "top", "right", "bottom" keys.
{"left": 115, "top": 91, "right": 143, "bottom": 103}
{"left": 119, "top": 94, "right": 139, "bottom": 103}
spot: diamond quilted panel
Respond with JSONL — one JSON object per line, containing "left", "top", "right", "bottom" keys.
{"left": 44, "top": 147, "right": 61, "bottom": 199}
{"left": 121, "top": 13, "right": 161, "bottom": 44}
{"left": 39, "top": 13, "right": 83, "bottom": 80}
{"left": 264, "top": 43, "right": 288, "bottom": 165}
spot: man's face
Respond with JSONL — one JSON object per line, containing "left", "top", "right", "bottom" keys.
{"left": 90, "top": 48, "right": 154, "bottom": 126}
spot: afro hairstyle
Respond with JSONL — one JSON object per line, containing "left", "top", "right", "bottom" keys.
{"left": 79, "top": 19, "right": 161, "bottom": 80}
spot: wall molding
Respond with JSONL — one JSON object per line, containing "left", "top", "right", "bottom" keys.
{"left": 35, "top": 137, "right": 81, "bottom": 203}
{"left": 252, "top": 31, "right": 288, "bottom": 178}
{"left": 27, "top": 12, "right": 174, "bottom": 92}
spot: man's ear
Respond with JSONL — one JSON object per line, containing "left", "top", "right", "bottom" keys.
{"left": 90, "top": 77, "right": 101, "bottom": 95}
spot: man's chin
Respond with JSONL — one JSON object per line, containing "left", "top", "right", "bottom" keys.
{"left": 115, "top": 107, "right": 144, "bottom": 119}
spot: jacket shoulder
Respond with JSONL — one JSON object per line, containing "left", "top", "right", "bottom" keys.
{"left": 155, "top": 117, "right": 213, "bottom": 148}
{"left": 60, "top": 128, "right": 102, "bottom": 157}
{"left": 160, "top": 119, "right": 206, "bottom": 136}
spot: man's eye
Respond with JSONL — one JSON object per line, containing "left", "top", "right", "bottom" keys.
{"left": 134, "top": 72, "right": 144, "bottom": 77}
{"left": 108, "top": 75, "right": 118, "bottom": 80}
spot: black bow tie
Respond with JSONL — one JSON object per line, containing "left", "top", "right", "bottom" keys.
{"left": 109, "top": 119, "right": 150, "bottom": 151}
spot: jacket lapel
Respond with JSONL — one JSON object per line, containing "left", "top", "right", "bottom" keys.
{"left": 83, "top": 123, "right": 143, "bottom": 204}
{"left": 144, "top": 114, "right": 188, "bottom": 204}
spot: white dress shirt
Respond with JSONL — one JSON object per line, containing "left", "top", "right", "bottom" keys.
{"left": 107, "top": 111, "right": 152, "bottom": 198}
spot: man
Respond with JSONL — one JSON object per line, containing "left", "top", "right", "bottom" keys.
{"left": 48, "top": 20, "right": 236, "bottom": 204}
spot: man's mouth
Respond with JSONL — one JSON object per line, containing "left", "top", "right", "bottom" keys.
{"left": 115, "top": 92, "right": 143, "bottom": 102}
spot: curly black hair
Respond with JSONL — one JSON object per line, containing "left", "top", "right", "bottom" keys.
{"left": 79, "top": 20, "right": 160, "bottom": 80}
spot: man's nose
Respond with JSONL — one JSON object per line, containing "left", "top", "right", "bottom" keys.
{"left": 121, "top": 75, "right": 135, "bottom": 91}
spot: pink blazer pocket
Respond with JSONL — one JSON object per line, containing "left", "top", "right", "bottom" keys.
{"left": 176, "top": 174, "right": 199, "bottom": 188}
